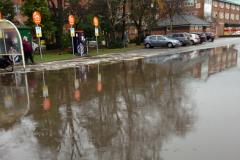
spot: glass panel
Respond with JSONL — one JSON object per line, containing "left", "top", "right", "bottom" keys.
{"left": 0, "top": 20, "right": 22, "bottom": 56}
{"left": 157, "top": 36, "right": 165, "bottom": 40}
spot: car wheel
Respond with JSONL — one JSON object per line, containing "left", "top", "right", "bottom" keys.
{"left": 167, "top": 42, "right": 173, "bottom": 48}
{"left": 210, "top": 38, "right": 214, "bottom": 42}
{"left": 190, "top": 40, "right": 194, "bottom": 45}
{"left": 145, "top": 43, "right": 151, "bottom": 48}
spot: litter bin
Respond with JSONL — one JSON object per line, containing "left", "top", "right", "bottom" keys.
{"left": 17, "top": 25, "right": 32, "bottom": 44}
{"left": 73, "top": 30, "right": 87, "bottom": 56}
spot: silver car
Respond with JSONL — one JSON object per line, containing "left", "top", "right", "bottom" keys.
{"left": 144, "top": 35, "right": 181, "bottom": 48}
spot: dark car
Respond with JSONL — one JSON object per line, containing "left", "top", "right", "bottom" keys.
{"left": 144, "top": 35, "right": 181, "bottom": 48}
{"left": 191, "top": 32, "right": 207, "bottom": 43}
{"left": 205, "top": 32, "right": 215, "bottom": 42}
{"left": 167, "top": 32, "right": 192, "bottom": 46}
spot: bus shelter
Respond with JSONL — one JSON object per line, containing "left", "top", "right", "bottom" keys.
{"left": 0, "top": 19, "right": 26, "bottom": 69}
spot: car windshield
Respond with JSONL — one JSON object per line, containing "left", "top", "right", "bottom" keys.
{"left": 166, "top": 37, "right": 176, "bottom": 40}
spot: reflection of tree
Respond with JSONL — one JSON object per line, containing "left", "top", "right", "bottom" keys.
{"left": 78, "top": 60, "right": 195, "bottom": 160}
{"left": 22, "top": 59, "right": 196, "bottom": 160}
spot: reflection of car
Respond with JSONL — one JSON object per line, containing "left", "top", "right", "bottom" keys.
{"left": 190, "top": 33, "right": 201, "bottom": 45}
{"left": 32, "top": 42, "right": 46, "bottom": 54}
{"left": 144, "top": 35, "right": 181, "bottom": 48}
{"left": 167, "top": 33, "right": 191, "bottom": 46}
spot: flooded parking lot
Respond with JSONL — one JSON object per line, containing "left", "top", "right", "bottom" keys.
{"left": 0, "top": 45, "right": 239, "bottom": 160}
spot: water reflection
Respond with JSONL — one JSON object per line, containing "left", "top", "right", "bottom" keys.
{"left": 0, "top": 45, "right": 238, "bottom": 160}
{"left": 0, "top": 72, "right": 29, "bottom": 129}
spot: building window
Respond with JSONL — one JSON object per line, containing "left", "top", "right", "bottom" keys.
{"left": 236, "top": 6, "right": 240, "bottom": 11}
{"left": 184, "top": 0, "right": 194, "bottom": 6}
{"left": 196, "top": 3, "right": 201, "bottom": 8}
{"left": 219, "top": 12, "right": 224, "bottom": 19}
{"left": 213, "top": 1, "right": 218, "bottom": 7}
{"left": 231, "top": 5, "right": 236, "bottom": 10}
{"left": 213, "top": 11, "right": 218, "bottom": 18}
{"left": 231, "top": 14, "right": 235, "bottom": 20}
{"left": 219, "top": 2, "right": 224, "bottom": 8}
{"left": 225, "top": 13, "right": 229, "bottom": 19}
{"left": 226, "top": 3, "right": 230, "bottom": 9}
{"left": 236, "top": 14, "right": 239, "bottom": 20}
{"left": 195, "top": 26, "right": 198, "bottom": 30}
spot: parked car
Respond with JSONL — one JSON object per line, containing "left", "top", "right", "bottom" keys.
{"left": 144, "top": 35, "right": 181, "bottom": 48}
{"left": 167, "top": 32, "right": 192, "bottom": 46}
{"left": 191, "top": 32, "right": 207, "bottom": 43}
{"left": 190, "top": 33, "right": 201, "bottom": 45}
{"left": 32, "top": 42, "right": 46, "bottom": 54}
{"left": 205, "top": 32, "right": 215, "bottom": 42}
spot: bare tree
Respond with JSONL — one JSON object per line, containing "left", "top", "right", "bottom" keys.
{"left": 160, "top": 0, "right": 184, "bottom": 33}
{"left": 129, "top": 0, "right": 153, "bottom": 45}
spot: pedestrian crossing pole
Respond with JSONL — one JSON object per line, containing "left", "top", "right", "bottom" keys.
{"left": 68, "top": 15, "right": 75, "bottom": 55}
{"left": 93, "top": 16, "right": 99, "bottom": 55}
{"left": 33, "top": 11, "right": 43, "bottom": 60}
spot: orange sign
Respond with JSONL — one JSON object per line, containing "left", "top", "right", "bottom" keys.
{"left": 93, "top": 16, "right": 99, "bottom": 27}
{"left": 32, "top": 11, "right": 41, "bottom": 25}
{"left": 97, "top": 82, "right": 103, "bottom": 93}
{"left": 43, "top": 98, "right": 51, "bottom": 111}
{"left": 74, "top": 90, "right": 81, "bottom": 101}
{"left": 68, "top": 15, "right": 75, "bottom": 26}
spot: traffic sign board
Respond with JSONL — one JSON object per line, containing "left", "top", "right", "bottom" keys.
{"left": 35, "top": 26, "right": 42, "bottom": 38}
{"left": 32, "top": 11, "right": 41, "bottom": 25}
{"left": 95, "top": 27, "right": 99, "bottom": 37}
{"left": 70, "top": 28, "right": 75, "bottom": 37}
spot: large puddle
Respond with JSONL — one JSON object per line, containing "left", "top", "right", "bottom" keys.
{"left": 0, "top": 45, "right": 239, "bottom": 160}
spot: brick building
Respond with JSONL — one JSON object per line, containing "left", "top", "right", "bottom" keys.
{"left": 153, "top": 0, "right": 240, "bottom": 36}
{"left": 180, "top": 0, "right": 240, "bottom": 36}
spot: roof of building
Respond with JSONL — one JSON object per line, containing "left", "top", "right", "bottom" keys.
{"left": 157, "top": 15, "right": 210, "bottom": 28}
{"left": 218, "top": 0, "right": 240, "bottom": 5}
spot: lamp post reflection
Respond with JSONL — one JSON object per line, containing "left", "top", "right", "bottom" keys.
{"left": 42, "top": 70, "right": 51, "bottom": 111}
{"left": 74, "top": 67, "right": 81, "bottom": 102}
{"left": 97, "top": 63, "right": 103, "bottom": 93}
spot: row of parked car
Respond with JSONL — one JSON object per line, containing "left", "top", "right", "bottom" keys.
{"left": 144, "top": 32, "right": 215, "bottom": 48}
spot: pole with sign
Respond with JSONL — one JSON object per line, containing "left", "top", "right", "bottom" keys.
{"left": 32, "top": 11, "right": 43, "bottom": 59}
{"left": 93, "top": 16, "right": 99, "bottom": 54}
{"left": 68, "top": 15, "right": 75, "bottom": 55}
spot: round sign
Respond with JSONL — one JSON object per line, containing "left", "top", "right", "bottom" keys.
{"left": 43, "top": 98, "right": 51, "bottom": 111}
{"left": 32, "top": 11, "right": 41, "bottom": 25}
{"left": 93, "top": 16, "right": 99, "bottom": 27}
{"left": 68, "top": 15, "right": 75, "bottom": 26}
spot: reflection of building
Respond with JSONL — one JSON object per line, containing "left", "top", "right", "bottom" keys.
{"left": 208, "top": 46, "right": 238, "bottom": 74}
{"left": 189, "top": 46, "right": 238, "bottom": 79}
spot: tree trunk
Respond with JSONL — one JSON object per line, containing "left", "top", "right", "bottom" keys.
{"left": 136, "top": 27, "right": 143, "bottom": 46}
{"left": 122, "top": 0, "right": 127, "bottom": 41}
{"left": 55, "top": 1, "right": 64, "bottom": 49}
